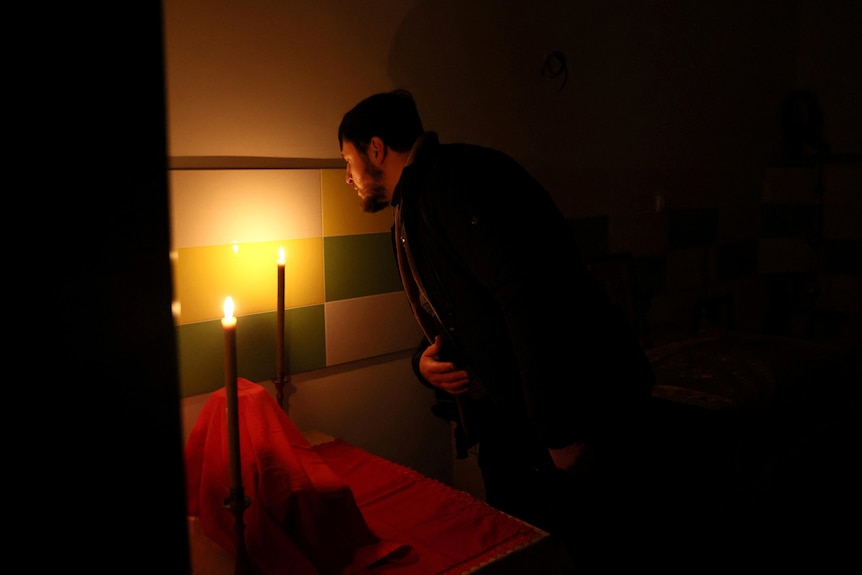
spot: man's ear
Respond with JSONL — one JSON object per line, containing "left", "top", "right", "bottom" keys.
{"left": 368, "top": 136, "right": 386, "bottom": 164}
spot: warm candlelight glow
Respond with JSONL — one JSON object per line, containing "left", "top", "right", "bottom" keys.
{"left": 224, "top": 296, "right": 235, "bottom": 318}
{"left": 222, "top": 296, "right": 236, "bottom": 327}
{"left": 278, "top": 246, "right": 285, "bottom": 265}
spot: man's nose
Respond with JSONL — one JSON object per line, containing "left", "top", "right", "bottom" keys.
{"left": 345, "top": 168, "right": 353, "bottom": 185}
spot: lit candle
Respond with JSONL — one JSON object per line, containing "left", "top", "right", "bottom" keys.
{"left": 221, "top": 296, "right": 249, "bottom": 570}
{"left": 276, "top": 248, "right": 285, "bottom": 384}
{"left": 221, "top": 296, "right": 241, "bottom": 494}
{"left": 222, "top": 295, "right": 237, "bottom": 330}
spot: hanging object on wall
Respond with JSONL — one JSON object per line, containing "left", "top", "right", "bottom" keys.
{"left": 541, "top": 50, "right": 568, "bottom": 91}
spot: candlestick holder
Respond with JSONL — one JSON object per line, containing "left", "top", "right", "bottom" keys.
{"left": 224, "top": 489, "right": 252, "bottom": 575}
{"left": 273, "top": 373, "right": 296, "bottom": 411}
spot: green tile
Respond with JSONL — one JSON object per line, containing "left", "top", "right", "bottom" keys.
{"left": 285, "top": 305, "right": 327, "bottom": 374}
{"left": 234, "top": 312, "right": 282, "bottom": 384}
{"left": 177, "top": 320, "right": 223, "bottom": 397}
{"left": 176, "top": 305, "right": 326, "bottom": 398}
{"left": 324, "top": 233, "right": 402, "bottom": 301}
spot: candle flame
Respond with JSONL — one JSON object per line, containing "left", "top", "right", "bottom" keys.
{"left": 223, "top": 296, "right": 235, "bottom": 319}
{"left": 278, "top": 246, "right": 285, "bottom": 264}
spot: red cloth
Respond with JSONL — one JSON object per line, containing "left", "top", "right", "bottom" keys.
{"left": 185, "top": 379, "right": 408, "bottom": 575}
{"left": 186, "top": 379, "right": 541, "bottom": 574}
{"left": 315, "top": 440, "right": 541, "bottom": 575}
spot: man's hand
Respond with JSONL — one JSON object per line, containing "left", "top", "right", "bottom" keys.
{"left": 548, "top": 441, "right": 590, "bottom": 473}
{"left": 419, "top": 336, "right": 472, "bottom": 394}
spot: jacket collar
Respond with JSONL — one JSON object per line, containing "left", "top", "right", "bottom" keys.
{"left": 391, "top": 131, "right": 439, "bottom": 208}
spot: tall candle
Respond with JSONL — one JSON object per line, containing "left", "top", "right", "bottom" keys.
{"left": 221, "top": 296, "right": 241, "bottom": 494}
{"left": 276, "top": 247, "right": 285, "bottom": 383}
{"left": 221, "top": 296, "right": 249, "bottom": 572}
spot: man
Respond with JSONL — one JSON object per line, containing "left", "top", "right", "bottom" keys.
{"left": 338, "top": 89, "right": 657, "bottom": 571}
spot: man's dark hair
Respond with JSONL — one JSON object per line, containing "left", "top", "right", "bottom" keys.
{"left": 338, "top": 89, "right": 424, "bottom": 154}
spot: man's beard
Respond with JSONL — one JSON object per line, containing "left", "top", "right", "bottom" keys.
{"left": 360, "top": 184, "right": 389, "bottom": 213}
{"left": 359, "top": 163, "right": 389, "bottom": 213}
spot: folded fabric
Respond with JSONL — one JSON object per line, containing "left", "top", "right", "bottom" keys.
{"left": 184, "top": 378, "right": 409, "bottom": 575}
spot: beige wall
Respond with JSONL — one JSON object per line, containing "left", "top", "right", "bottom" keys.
{"left": 165, "top": 0, "right": 861, "bottom": 490}
{"left": 165, "top": 0, "right": 859, "bottom": 198}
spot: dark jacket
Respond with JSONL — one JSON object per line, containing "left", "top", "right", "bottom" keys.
{"left": 392, "top": 132, "right": 654, "bottom": 452}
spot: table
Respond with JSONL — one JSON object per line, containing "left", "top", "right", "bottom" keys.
{"left": 185, "top": 380, "right": 560, "bottom": 575}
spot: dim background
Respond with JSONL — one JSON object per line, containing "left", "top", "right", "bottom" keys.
{"left": 18, "top": 1, "right": 860, "bottom": 572}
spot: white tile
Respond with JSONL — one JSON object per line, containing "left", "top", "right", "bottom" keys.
{"left": 170, "top": 169, "right": 322, "bottom": 249}
{"left": 325, "top": 292, "right": 423, "bottom": 366}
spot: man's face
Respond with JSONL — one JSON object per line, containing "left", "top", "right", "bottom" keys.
{"left": 341, "top": 141, "right": 389, "bottom": 213}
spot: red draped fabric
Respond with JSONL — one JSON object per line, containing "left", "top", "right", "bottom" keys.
{"left": 315, "top": 439, "right": 541, "bottom": 574}
{"left": 185, "top": 379, "right": 407, "bottom": 574}
{"left": 185, "top": 379, "right": 541, "bottom": 574}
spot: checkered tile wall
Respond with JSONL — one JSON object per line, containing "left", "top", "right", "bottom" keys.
{"left": 171, "top": 162, "right": 860, "bottom": 397}
{"left": 170, "top": 166, "right": 422, "bottom": 397}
